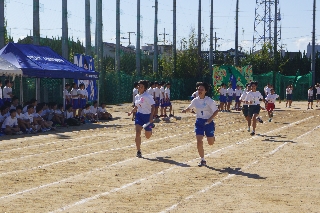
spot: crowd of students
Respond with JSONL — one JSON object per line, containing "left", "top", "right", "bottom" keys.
{"left": 0, "top": 81, "right": 112, "bottom": 136}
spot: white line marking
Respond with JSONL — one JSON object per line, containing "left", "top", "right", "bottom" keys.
{"left": 159, "top": 119, "right": 320, "bottom": 213}
{"left": 49, "top": 117, "right": 314, "bottom": 213}
{"left": 0, "top": 128, "right": 245, "bottom": 200}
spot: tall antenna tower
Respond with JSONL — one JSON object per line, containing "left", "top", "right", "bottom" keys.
{"left": 252, "top": 0, "right": 281, "bottom": 52}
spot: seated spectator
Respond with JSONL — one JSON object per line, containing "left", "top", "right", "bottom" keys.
{"left": 16, "top": 105, "right": 34, "bottom": 134}
{"left": 10, "top": 96, "right": 19, "bottom": 110}
{"left": 53, "top": 103, "right": 66, "bottom": 126}
{"left": 1, "top": 109, "right": 22, "bottom": 135}
{"left": 64, "top": 104, "right": 81, "bottom": 126}
{"left": 33, "top": 105, "right": 55, "bottom": 132}
{"left": 81, "top": 104, "right": 95, "bottom": 123}
{"left": 98, "top": 103, "right": 112, "bottom": 120}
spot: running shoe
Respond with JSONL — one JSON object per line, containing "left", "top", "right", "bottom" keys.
{"left": 257, "top": 117, "right": 263, "bottom": 123}
{"left": 198, "top": 160, "right": 207, "bottom": 167}
{"left": 41, "top": 128, "right": 47, "bottom": 132}
{"left": 169, "top": 114, "right": 174, "bottom": 117}
{"left": 247, "top": 127, "right": 250, "bottom": 132}
{"left": 250, "top": 131, "right": 255, "bottom": 136}
{"left": 136, "top": 150, "right": 142, "bottom": 158}
{"left": 269, "top": 118, "right": 272, "bottom": 122}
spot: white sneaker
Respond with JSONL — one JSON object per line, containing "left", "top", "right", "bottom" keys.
{"left": 16, "top": 131, "right": 23, "bottom": 135}
{"left": 41, "top": 128, "right": 47, "bottom": 132}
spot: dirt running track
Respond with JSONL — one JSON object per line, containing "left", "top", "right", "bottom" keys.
{"left": 0, "top": 101, "right": 319, "bottom": 213}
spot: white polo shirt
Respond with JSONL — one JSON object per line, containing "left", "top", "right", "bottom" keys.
{"left": 244, "top": 91, "right": 263, "bottom": 105}
{"left": 187, "top": 96, "right": 218, "bottom": 119}
{"left": 3, "top": 86, "right": 12, "bottom": 99}
{"left": 135, "top": 92, "right": 155, "bottom": 114}
{"left": 65, "top": 111, "right": 74, "bottom": 119}
{"left": 2, "top": 116, "right": 18, "bottom": 128}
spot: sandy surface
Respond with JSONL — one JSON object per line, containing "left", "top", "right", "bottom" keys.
{"left": 0, "top": 100, "right": 319, "bottom": 213}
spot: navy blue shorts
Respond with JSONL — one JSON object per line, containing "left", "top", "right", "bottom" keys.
{"left": 80, "top": 99, "right": 87, "bottom": 108}
{"left": 235, "top": 96, "right": 240, "bottom": 103}
{"left": 160, "top": 98, "right": 166, "bottom": 107}
{"left": 72, "top": 99, "right": 79, "bottom": 109}
{"left": 286, "top": 94, "right": 292, "bottom": 100}
{"left": 135, "top": 112, "right": 152, "bottom": 131}
{"left": 308, "top": 97, "right": 313, "bottom": 102}
{"left": 227, "top": 96, "right": 233, "bottom": 102}
{"left": 155, "top": 97, "right": 160, "bottom": 107}
{"left": 242, "top": 105, "right": 249, "bottom": 117}
{"left": 195, "top": 118, "right": 215, "bottom": 137}
{"left": 248, "top": 105, "right": 260, "bottom": 117}
{"left": 219, "top": 95, "right": 227, "bottom": 103}
{"left": 0, "top": 98, "right": 3, "bottom": 107}
{"left": 317, "top": 94, "right": 320, "bottom": 100}
{"left": 3, "top": 98, "right": 11, "bottom": 102}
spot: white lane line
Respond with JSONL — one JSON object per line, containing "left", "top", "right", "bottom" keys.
{"left": 0, "top": 142, "right": 194, "bottom": 201}
{"left": 159, "top": 120, "right": 320, "bottom": 213}
{"left": 49, "top": 117, "right": 313, "bottom": 213}
{"left": 0, "top": 127, "right": 245, "bottom": 201}
{"left": 0, "top": 132, "right": 192, "bottom": 177}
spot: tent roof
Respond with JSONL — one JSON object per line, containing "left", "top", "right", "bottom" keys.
{"left": 0, "top": 55, "right": 23, "bottom": 76}
{"left": 0, "top": 43, "right": 98, "bottom": 79}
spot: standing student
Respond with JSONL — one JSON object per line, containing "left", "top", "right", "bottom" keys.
{"left": 182, "top": 82, "right": 219, "bottom": 167}
{"left": 285, "top": 85, "right": 293, "bottom": 108}
{"left": 244, "top": 81, "right": 264, "bottom": 136}
{"left": 164, "top": 82, "right": 173, "bottom": 117}
{"left": 234, "top": 85, "right": 242, "bottom": 111}
{"left": 265, "top": 88, "right": 281, "bottom": 122}
{"left": 218, "top": 83, "right": 227, "bottom": 111}
{"left": 153, "top": 81, "right": 161, "bottom": 118}
{"left": 226, "top": 84, "right": 234, "bottom": 112}
{"left": 239, "top": 84, "right": 251, "bottom": 132}
{"left": 132, "top": 82, "right": 139, "bottom": 121}
{"left": 308, "top": 86, "right": 314, "bottom": 110}
{"left": 315, "top": 83, "right": 320, "bottom": 107}
{"left": 3, "top": 79, "right": 13, "bottom": 102}
{"left": 128, "top": 80, "right": 155, "bottom": 158}
{"left": 64, "top": 83, "right": 71, "bottom": 105}
{"left": 159, "top": 82, "right": 166, "bottom": 117}
{"left": 70, "top": 83, "right": 80, "bottom": 118}
{"left": 78, "top": 83, "right": 87, "bottom": 113}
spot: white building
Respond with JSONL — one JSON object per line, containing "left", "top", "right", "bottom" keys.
{"left": 307, "top": 42, "right": 320, "bottom": 58}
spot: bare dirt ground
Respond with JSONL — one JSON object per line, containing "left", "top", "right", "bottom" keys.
{"left": 0, "top": 100, "right": 320, "bottom": 213}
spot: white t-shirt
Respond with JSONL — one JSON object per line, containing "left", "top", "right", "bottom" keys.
{"left": 82, "top": 108, "right": 91, "bottom": 115}
{"left": 316, "top": 86, "right": 320, "bottom": 95}
{"left": 0, "top": 87, "right": 2, "bottom": 99}
{"left": 16, "top": 112, "right": 26, "bottom": 120}
{"left": 132, "top": 88, "right": 138, "bottom": 103}
{"left": 308, "top": 89, "right": 314, "bottom": 97}
{"left": 219, "top": 88, "right": 227, "bottom": 96}
{"left": 65, "top": 111, "right": 74, "bottom": 119}
{"left": 3, "top": 86, "right": 12, "bottom": 99}
{"left": 78, "top": 89, "right": 87, "bottom": 99}
{"left": 98, "top": 107, "right": 107, "bottom": 113}
{"left": 192, "top": 91, "right": 199, "bottom": 97}
{"left": 1, "top": 116, "right": 18, "bottom": 128}
{"left": 90, "top": 106, "right": 98, "bottom": 114}
{"left": 160, "top": 87, "right": 165, "bottom": 99}
{"left": 0, "top": 113, "right": 7, "bottom": 123}
{"left": 24, "top": 112, "right": 34, "bottom": 123}
{"left": 187, "top": 96, "right": 218, "bottom": 120}
{"left": 71, "top": 88, "right": 79, "bottom": 99}
{"left": 244, "top": 91, "right": 263, "bottom": 105}
{"left": 154, "top": 87, "right": 161, "bottom": 98}
{"left": 10, "top": 105, "right": 17, "bottom": 110}
{"left": 64, "top": 89, "right": 71, "bottom": 98}
{"left": 165, "top": 88, "right": 170, "bottom": 99}
{"left": 286, "top": 88, "right": 293, "bottom": 95}
{"left": 235, "top": 89, "right": 243, "bottom": 96}
{"left": 147, "top": 87, "right": 154, "bottom": 97}
{"left": 135, "top": 92, "right": 155, "bottom": 114}
{"left": 265, "top": 94, "right": 279, "bottom": 103}
{"left": 54, "top": 109, "right": 63, "bottom": 115}
{"left": 264, "top": 86, "right": 270, "bottom": 96}
{"left": 226, "top": 88, "right": 234, "bottom": 96}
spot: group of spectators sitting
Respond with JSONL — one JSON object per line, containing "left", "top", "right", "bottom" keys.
{"left": 0, "top": 96, "right": 112, "bottom": 136}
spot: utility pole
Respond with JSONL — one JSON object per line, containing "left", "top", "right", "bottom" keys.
{"left": 62, "top": 0, "right": 68, "bottom": 60}
{"left": 136, "top": 0, "right": 141, "bottom": 75}
{"left": 96, "top": 0, "right": 104, "bottom": 102}
{"left": 85, "top": 0, "right": 91, "bottom": 55}
{"left": 273, "top": 0, "right": 278, "bottom": 89}
{"left": 209, "top": 0, "right": 213, "bottom": 73}
{"left": 0, "top": 0, "right": 4, "bottom": 48}
{"left": 235, "top": 0, "right": 239, "bottom": 66}
{"left": 311, "top": 0, "right": 316, "bottom": 86}
{"left": 33, "top": 0, "right": 40, "bottom": 102}
{"left": 127, "top": 32, "right": 135, "bottom": 46}
{"left": 153, "top": 0, "right": 158, "bottom": 73}
{"left": 116, "top": 0, "right": 120, "bottom": 72}
{"left": 159, "top": 28, "right": 169, "bottom": 45}
{"left": 198, "top": 0, "right": 202, "bottom": 76}
{"left": 173, "top": 0, "right": 177, "bottom": 73}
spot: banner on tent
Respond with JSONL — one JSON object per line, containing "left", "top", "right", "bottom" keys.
{"left": 74, "top": 54, "right": 97, "bottom": 102}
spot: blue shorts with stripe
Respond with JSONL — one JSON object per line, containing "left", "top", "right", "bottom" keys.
{"left": 135, "top": 112, "right": 152, "bottom": 131}
{"left": 195, "top": 118, "right": 215, "bottom": 137}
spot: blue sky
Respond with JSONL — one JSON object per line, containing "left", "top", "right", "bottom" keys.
{"left": 4, "top": 0, "right": 318, "bottom": 53}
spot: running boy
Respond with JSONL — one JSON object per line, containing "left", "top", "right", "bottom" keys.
{"left": 128, "top": 80, "right": 155, "bottom": 158}
{"left": 182, "top": 82, "right": 218, "bottom": 167}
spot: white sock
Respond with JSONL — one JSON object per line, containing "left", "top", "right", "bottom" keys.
{"left": 201, "top": 158, "right": 205, "bottom": 161}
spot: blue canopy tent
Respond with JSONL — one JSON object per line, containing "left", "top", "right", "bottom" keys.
{"left": 0, "top": 42, "right": 99, "bottom": 106}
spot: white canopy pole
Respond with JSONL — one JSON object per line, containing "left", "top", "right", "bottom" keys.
{"left": 97, "top": 79, "right": 99, "bottom": 106}
{"left": 20, "top": 75, "right": 23, "bottom": 104}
